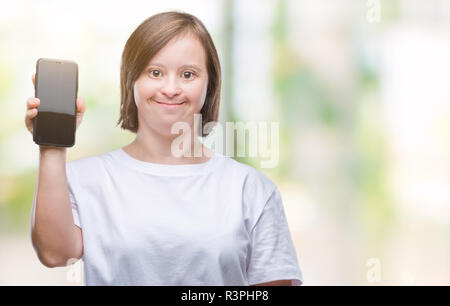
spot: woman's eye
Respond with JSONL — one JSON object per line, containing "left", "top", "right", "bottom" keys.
{"left": 150, "top": 70, "right": 161, "bottom": 78}
{"left": 149, "top": 70, "right": 195, "bottom": 79}
{"left": 182, "top": 71, "right": 195, "bottom": 80}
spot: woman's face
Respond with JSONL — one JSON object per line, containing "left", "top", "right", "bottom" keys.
{"left": 133, "top": 32, "right": 208, "bottom": 137}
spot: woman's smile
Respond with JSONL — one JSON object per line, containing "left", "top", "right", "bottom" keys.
{"left": 153, "top": 99, "right": 186, "bottom": 110}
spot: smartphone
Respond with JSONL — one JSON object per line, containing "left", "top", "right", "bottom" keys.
{"left": 33, "top": 58, "right": 78, "bottom": 147}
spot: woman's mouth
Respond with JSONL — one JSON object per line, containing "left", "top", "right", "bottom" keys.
{"left": 154, "top": 99, "right": 186, "bottom": 109}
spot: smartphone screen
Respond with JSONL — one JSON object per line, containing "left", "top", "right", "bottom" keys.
{"left": 33, "top": 58, "right": 78, "bottom": 147}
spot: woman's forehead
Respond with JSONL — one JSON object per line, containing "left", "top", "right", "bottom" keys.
{"left": 148, "top": 32, "right": 207, "bottom": 68}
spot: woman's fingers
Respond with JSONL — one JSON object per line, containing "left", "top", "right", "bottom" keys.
{"left": 25, "top": 105, "right": 39, "bottom": 133}
{"left": 32, "top": 73, "right": 35, "bottom": 87}
{"left": 26, "top": 97, "right": 40, "bottom": 110}
{"left": 76, "top": 97, "right": 85, "bottom": 114}
{"left": 26, "top": 107, "right": 38, "bottom": 119}
{"left": 75, "top": 98, "right": 85, "bottom": 130}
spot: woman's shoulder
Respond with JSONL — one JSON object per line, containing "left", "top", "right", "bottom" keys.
{"left": 215, "top": 154, "right": 277, "bottom": 195}
{"left": 66, "top": 149, "right": 119, "bottom": 171}
{"left": 217, "top": 156, "right": 279, "bottom": 229}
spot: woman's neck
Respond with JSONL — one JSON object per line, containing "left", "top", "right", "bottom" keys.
{"left": 123, "top": 126, "right": 212, "bottom": 165}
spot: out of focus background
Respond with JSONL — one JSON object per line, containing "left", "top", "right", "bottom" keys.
{"left": 1, "top": 0, "right": 450, "bottom": 285}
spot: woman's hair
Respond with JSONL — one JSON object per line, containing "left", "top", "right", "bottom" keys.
{"left": 117, "top": 11, "right": 222, "bottom": 136}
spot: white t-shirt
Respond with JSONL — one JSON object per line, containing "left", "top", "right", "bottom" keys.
{"left": 65, "top": 148, "right": 303, "bottom": 286}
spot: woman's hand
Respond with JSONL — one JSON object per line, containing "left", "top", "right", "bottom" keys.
{"left": 25, "top": 73, "right": 86, "bottom": 135}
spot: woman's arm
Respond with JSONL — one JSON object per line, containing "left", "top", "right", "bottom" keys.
{"left": 26, "top": 74, "right": 85, "bottom": 268}
{"left": 30, "top": 147, "right": 83, "bottom": 268}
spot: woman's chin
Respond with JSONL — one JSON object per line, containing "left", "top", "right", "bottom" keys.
{"left": 158, "top": 121, "right": 191, "bottom": 137}
{"left": 138, "top": 111, "right": 197, "bottom": 137}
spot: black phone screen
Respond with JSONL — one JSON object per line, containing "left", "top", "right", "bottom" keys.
{"left": 33, "top": 58, "right": 78, "bottom": 147}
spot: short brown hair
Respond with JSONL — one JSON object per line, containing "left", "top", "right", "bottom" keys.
{"left": 117, "top": 11, "right": 222, "bottom": 136}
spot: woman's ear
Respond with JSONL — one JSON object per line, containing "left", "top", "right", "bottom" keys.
{"left": 132, "top": 83, "right": 139, "bottom": 107}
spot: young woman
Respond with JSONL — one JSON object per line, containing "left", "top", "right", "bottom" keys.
{"left": 25, "top": 11, "right": 303, "bottom": 286}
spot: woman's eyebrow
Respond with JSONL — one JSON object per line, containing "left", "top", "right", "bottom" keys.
{"left": 147, "top": 63, "right": 202, "bottom": 72}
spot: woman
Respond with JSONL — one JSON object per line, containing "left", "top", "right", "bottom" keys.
{"left": 25, "top": 11, "right": 303, "bottom": 286}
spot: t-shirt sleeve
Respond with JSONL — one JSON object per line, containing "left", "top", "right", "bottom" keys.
{"left": 246, "top": 187, "right": 303, "bottom": 286}
{"left": 66, "top": 163, "right": 81, "bottom": 228}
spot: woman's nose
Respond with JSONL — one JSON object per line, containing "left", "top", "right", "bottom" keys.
{"left": 160, "top": 76, "right": 181, "bottom": 98}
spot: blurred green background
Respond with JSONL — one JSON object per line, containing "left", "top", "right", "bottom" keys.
{"left": 1, "top": 0, "right": 450, "bottom": 285}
